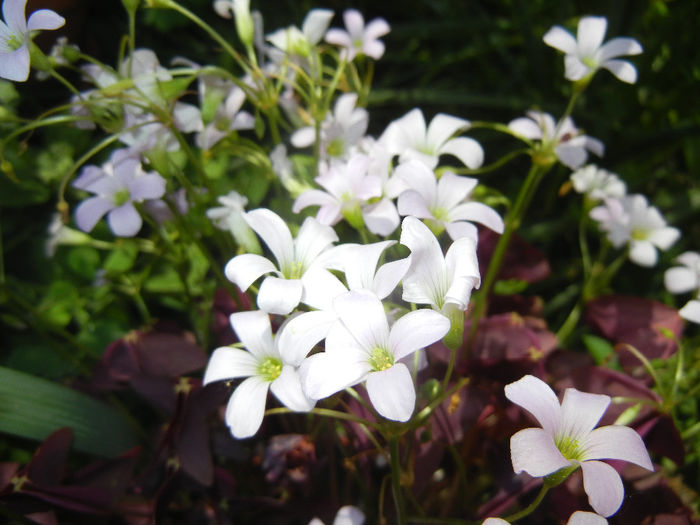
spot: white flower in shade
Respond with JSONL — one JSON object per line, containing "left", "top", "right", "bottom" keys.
{"left": 196, "top": 85, "right": 255, "bottom": 150}
{"left": 291, "top": 93, "right": 369, "bottom": 161}
{"left": 380, "top": 108, "right": 483, "bottom": 170}
{"left": 309, "top": 505, "right": 365, "bottom": 525}
{"left": 206, "top": 190, "right": 261, "bottom": 254}
{"left": 0, "top": 0, "right": 65, "bottom": 82}
{"left": 72, "top": 151, "right": 166, "bottom": 237}
{"left": 324, "top": 9, "right": 390, "bottom": 61}
{"left": 300, "top": 290, "right": 450, "bottom": 421}
{"left": 213, "top": 0, "right": 253, "bottom": 47}
{"left": 589, "top": 194, "right": 680, "bottom": 267}
{"left": 394, "top": 160, "right": 504, "bottom": 241}
{"left": 267, "top": 8, "right": 334, "bottom": 57}
{"left": 505, "top": 375, "right": 653, "bottom": 517}
{"left": 664, "top": 252, "right": 700, "bottom": 324}
{"left": 224, "top": 208, "right": 339, "bottom": 315}
{"left": 483, "top": 512, "right": 607, "bottom": 525}
{"left": 570, "top": 164, "right": 626, "bottom": 201}
{"left": 508, "top": 110, "right": 604, "bottom": 170}
{"left": 399, "top": 216, "right": 481, "bottom": 313}
{"left": 543, "top": 16, "right": 643, "bottom": 84}
{"left": 292, "top": 154, "right": 382, "bottom": 229}
{"left": 203, "top": 310, "right": 314, "bottom": 439}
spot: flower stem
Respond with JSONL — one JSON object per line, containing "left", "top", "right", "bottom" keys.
{"left": 390, "top": 436, "right": 407, "bottom": 525}
{"left": 502, "top": 483, "right": 549, "bottom": 522}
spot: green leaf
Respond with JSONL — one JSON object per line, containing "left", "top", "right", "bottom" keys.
{"left": 66, "top": 246, "right": 100, "bottom": 281}
{"left": 0, "top": 366, "right": 139, "bottom": 457}
{"left": 582, "top": 334, "right": 615, "bottom": 365}
{"left": 493, "top": 279, "right": 528, "bottom": 295}
{"left": 103, "top": 241, "right": 139, "bottom": 274}
{"left": 144, "top": 266, "right": 185, "bottom": 293}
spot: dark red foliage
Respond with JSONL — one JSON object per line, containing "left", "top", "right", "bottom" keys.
{"left": 477, "top": 229, "right": 551, "bottom": 284}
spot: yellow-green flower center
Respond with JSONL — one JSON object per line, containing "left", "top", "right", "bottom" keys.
{"left": 258, "top": 356, "right": 282, "bottom": 382}
{"left": 326, "top": 137, "right": 345, "bottom": 158}
{"left": 555, "top": 435, "right": 583, "bottom": 461}
{"left": 6, "top": 34, "right": 23, "bottom": 51}
{"left": 368, "top": 346, "right": 394, "bottom": 372}
{"left": 113, "top": 189, "right": 131, "bottom": 207}
{"left": 282, "top": 260, "right": 305, "bottom": 280}
{"left": 631, "top": 228, "right": 649, "bottom": 241}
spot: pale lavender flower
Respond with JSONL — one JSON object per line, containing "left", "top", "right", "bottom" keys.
{"left": 196, "top": 85, "right": 255, "bottom": 150}
{"left": 570, "top": 164, "right": 626, "bottom": 201}
{"left": 508, "top": 110, "right": 603, "bottom": 170}
{"left": 0, "top": 0, "right": 65, "bottom": 82}
{"left": 543, "top": 16, "right": 642, "bottom": 84}
{"left": 324, "top": 9, "right": 390, "bottom": 61}
{"left": 505, "top": 375, "right": 653, "bottom": 517}
{"left": 300, "top": 290, "right": 449, "bottom": 421}
{"left": 203, "top": 310, "right": 314, "bottom": 439}
{"left": 380, "top": 108, "right": 483, "bottom": 170}
{"left": 589, "top": 194, "right": 680, "bottom": 267}
{"left": 73, "top": 151, "right": 166, "bottom": 237}
{"left": 664, "top": 251, "right": 700, "bottom": 324}
{"left": 394, "top": 160, "right": 504, "bottom": 241}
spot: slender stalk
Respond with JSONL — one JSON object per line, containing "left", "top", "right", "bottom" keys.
{"left": 502, "top": 483, "right": 549, "bottom": 522}
{"left": 390, "top": 436, "right": 407, "bottom": 525}
{"left": 265, "top": 406, "right": 382, "bottom": 431}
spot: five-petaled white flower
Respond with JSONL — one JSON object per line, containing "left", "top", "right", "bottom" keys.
{"left": 505, "top": 375, "right": 653, "bottom": 517}
{"left": 324, "top": 9, "right": 390, "bottom": 62}
{"left": 203, "top": 310, "right": 314, "bottom": 439}
{"left": 543, "top": 16, "right": 643, "bottom": 84}
{"left": 224, "top": 208, "right": 339, "bottom": 315}
{"left": 300, "top": 290, "right": 449, "bottom": 422}
{"left": 664, "top": 251, "right": 700, "bottom": 324}
{"left": 73, "top": 150, "right": 166, "bottom": 237}
{"left": 589, "top": 194, "right": 680, "bottom": 267}
{"left": 570, "top": 164, "right": 626, "bottom": 201}
{"left": 267, "top": 8, "right": 334, "bottom": 58}
{"left": 380, "top": 108, "right": 484, "bottom": 170}
{"left": 508, "top": 110, "right": 603, "bottom": 170}
{"left": 394, "top": 160, "right": 504, "bottom": 241}
{"left": 0, "top": 0, "right": 65, "bottom": 81}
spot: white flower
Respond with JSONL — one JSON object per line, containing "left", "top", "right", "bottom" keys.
{"left": 0, "top": 0, "right": 65, "bottom": 82}
{"left": 505, "top": 375, "right": 653, "bottom": 517}
{"left": 483, "top": 512, "right": 607, "bottom": 525}
{"left": 292, "top": 154, "right": 382, "bottom": 229}
{"left": 589, "top": 194, "right": 680, "bottom": 267}
{"left": 267, "top": 9, "right": 334, "bottom": 58}
{"left": 300, "top": 290, "right": 450, "bottom": 421}
{"left": 394, "top": 160, "right": 504, "bottom": 241}
{"left": 324, "top": 9, "right": 390, "bottom": 61}
{"left": 224, "top": 208, "right": 339, "bottom": 314}
{"left": 196, "top": 85, "right": 255, "bottom": 150}
{"left": 213, "top": 0, "right": 254, "bottom": 47}
{"left": 309, "top": 505, "right": 365, "bottom": 525}
{"left": 543, "top": 16, "right": 643, "bottom": 84}
{"left": 203, "top": 310, "right": 314, "bottom": 439}
{"left": 508, "top": 110, "right": 603, "bottom": 170}
{"left": 570, "top": 164, "right": 626, "bottom": 201}
{"left": 664, "top": 251, "right": 700, "bottom": 324}
{"left": 72, "top": 150, "right": 166, "bottom": 237}
{"left": 206, "top": 190, "right": 260, "bottom": 254}
{"left": 291, "top": 92, "right": 369, "bottom": 161}
{"left": 399, "top": 216, "right": 481, "bottom": 313}
{"left": 380, "top": 108, "right": 483, "bottom": 170}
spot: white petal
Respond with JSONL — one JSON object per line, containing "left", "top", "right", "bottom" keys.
{"left": 295, "top": 216, "right": 339, "bottom": 269}
{"left": 224, "top": 253, "right": 277, "bottom": 291}
{"left": 439, "top": 137, "right": 484, "bottom": 169}
{"left": 436, "top": 172, "right": 478, "bottom": 211}
{"left": 257, "top": 276, "right": 303, "bottom": 315}
{"left": 510, "top": 427, "right": 571, "bottom": 476}
{"left": 74, "top": 197, "right": 114, "bottom": 233}
{"left": 225, "top": 376, "right": 269, "bottom": 438}
{"left": 277, "top": 310, "right": 338, "bottom": 366}
{"left": 599, "top": 37, "right": 643, "bottom": 61}
{"left": 504, "top": 375, "right": 561, "bottom": 435}
{"left": 300, "top": 266, "right": 347, "bottom": 311}
{"left": 26, "top": 9, "right": 64, "bottom": 31}
{"left": 648, "top": 226, "right": 680, "bottom": 250}
{"left": 555, "top": 143, "right": 587, "bottom": 170}
{"left": 426, "top": 113, "right": 468, "bottom": 150}
{"left": 270, "top": 365, "right": 315, "bottom": 411}
{"left": 567, "top": 511, "right": 608, "bottom": 525}
{"left": 334, "top": 290, "right": 390, "bottom": 351}
{"left": 542, "top": 25, "right": 578, "bottom": 54}
{"left": 229, "top": 310, "right": 275, "bottom": 360}
{"left": 244, "top": 209, "right": 294, "bottom": 269}
{"left": 393, "top": 160, "right": 437, "bottom": 205}
{"left": 445, "top": 221, "right": 479, "bottom": 242}
{"left": 343, "top": 240, "right": 395, "bottom": 292}
{"left": 564, "top": 56, "right": 591, "bottom": 81}
{"left": 302, "top": 8, "right": 334, "bottom": 45}
{"left": 365, "top": 363, "right": 415, "bottom": 422}
{"left": 580, "top": 460, "right": 624, "bottom": 517}
{"left": 680, "top": 300, "right": 700, "bottom": 323}
{"left": 581, "top": 425, "right": 653, "bottom": 470}
{"left": 333, "top": 505, "right": 366, "bottom": 525}
{"left": 290, "top": 126, "right": 316, "bottom": 148}
{"left": 628, "top": 240, "right": 657, "bottom": 267}
{"left": 373, "top": 255, "right": 411, "bottom": 299}
{"left": 3, "top": 0, "right": 27, "bottom": 34}
{"left": 664, "top": 267, "right": 698, "bottom": 294}
{"left": 362, "top": 199, "right": 400, "bottom": 236}
{"left": 508, "top": 117, "right": 543, "bottom": 140}
{"left": 444, "top": 236, "right": 481, "bottom": 308}
{"left": 449, "top": 202, "right": 504, "bottom": 234}
{"left": 108, "top": 204, "right": 142, "bottom": 237}
{"left": 300, "top": 351, "right": 369, "bottom": 400}
{"left": 559, "top": 388, "right": 611, "bottom": 441}
{"left": 397, "top": 190, "right": 433, "bottom": 219}
{"left": 601, "top": 59, "right": 638, "bottom": 84}
{"left": 482, "top": 519, "right": 511, "bottom": 525}
{"left": 577, "top": 16, "right": 607, "bottom": 57}
{"left": 389, "top": 309, "right": 450, "bottom": 361}
{"left": 127, "top": 173, "right": 166, "bottom": 200}
{"left": 203, "top": 347, "right": 258, "bottom": 384}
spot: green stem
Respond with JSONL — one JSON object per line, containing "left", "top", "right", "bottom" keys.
{"left": 466, "top": 162, "right": 551, "bottom": 354}
{"left": 502, "top": 483, "right": 549, "bottom": 522}
{"left": 49, "top": 69, "right": 82, "bottom": 98}
{"left": 390, "top": 436, "right": 407, "bottom": 525}
{"left": 446, "top": 148, "right": 530, "bottom": 176}
{"left": 265, "top": 406, "right": 382, "bottom": 431}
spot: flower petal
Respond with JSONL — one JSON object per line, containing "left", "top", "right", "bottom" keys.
{"left": 599, "top": 37, "right": 642, "bottom": 61}
{"left": 224, "top": 253, "right": 277, "bottom": 291}
{"left": 108, "top": 203, "right": 142, "bottom": 237}
{"left": 504, "top": 374, "right": 561, "bottom": 435}
{"left": 0, "top": 44, "right": 29, "bottom": 82}
{"left": 680, "top": 299, "right": 700, "bottom": 324}
{"left": 229, "top": 310, "right": 275, "bottom": 360}
{"left": 257, "top": 276, "right": 303, "bottom": 315}
{"left": 628, "top": 240, "right": 657, "bottom": 267}
{"left": 664, "top": 266, "right": 698, "bottom": 294}
{"left": 362, "top": 198, "right": 400, "bottom": 236}
{"left": 389, "top": 309, "right": 450, "bottom": 361}
{"left": 225, "top": 376, "right": 269, "bottom": 438}
{"left": 365, "top": 363, "right": 415, "bottom": 422}
{"left": 277, "top": 310, "right": 338, "bottom": 366}
{"left": 343, "top": 240, "right": 395, "bottom": 292}
{"left": 244, "top": 209, "right": 294, "bottom": 270}
{"left": 510, "top": 427, "right": 570, "bottom": 476}
{"left": 302, "top": 8, "right": 334, "bottom": 45}
{"left": 542, "top": 25, "right": 578, "bottom": 54}
{"left": 127, "top": 173, "right": 166, "bottom": 200}
{"left": 3, "top": 0, "right": 27, "bottom": 34}
{"left": 300, "top": 351, "right": 369, "bottom": 400}
{"left": 559, "top": 388, "right": 610, "bottom": 441}
{"left": 581, "top": 425, "right": 653, "bottom": 470}
{"left": 601, "top": 59, "right": 637, "bottom": 84}
{"left": 300, "top": 266, "right": 347, "bottom": 311}
{"left": 450, "top": 202, "right": 505, "bottom": 234}
{"left": 439, "top": 137, "right": 484, "bottom": 169}
{"left": 295, "top": 216, "right": 339, "bottom": 269}
{"left": 373, "top": 255, "right": 411, "bottom": 299}
{"left": 270, "top": 365, "right": 315, "bottom": 411}
{"left": 74, "top": 196, "right": 114, "bottom": 233}
{"left": 27, "top": 8, "right": 65, "bottom": 31}
{"left": 577, "top": 16, "right": 607, "bottom": 58}
{"left": 567, "top": 511, "right": 608, "bottom": 525}
{"left": 203, "top": 347, "right": 258, "bottom": 384}
{"left": 580, "top": 460, "right": 624, "bottom": 517}
{"left": 334, "top": 289, "right": 390, "bottom": 351}
{"left": 426, "top": 113, "right": 469, "bottom": 150}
